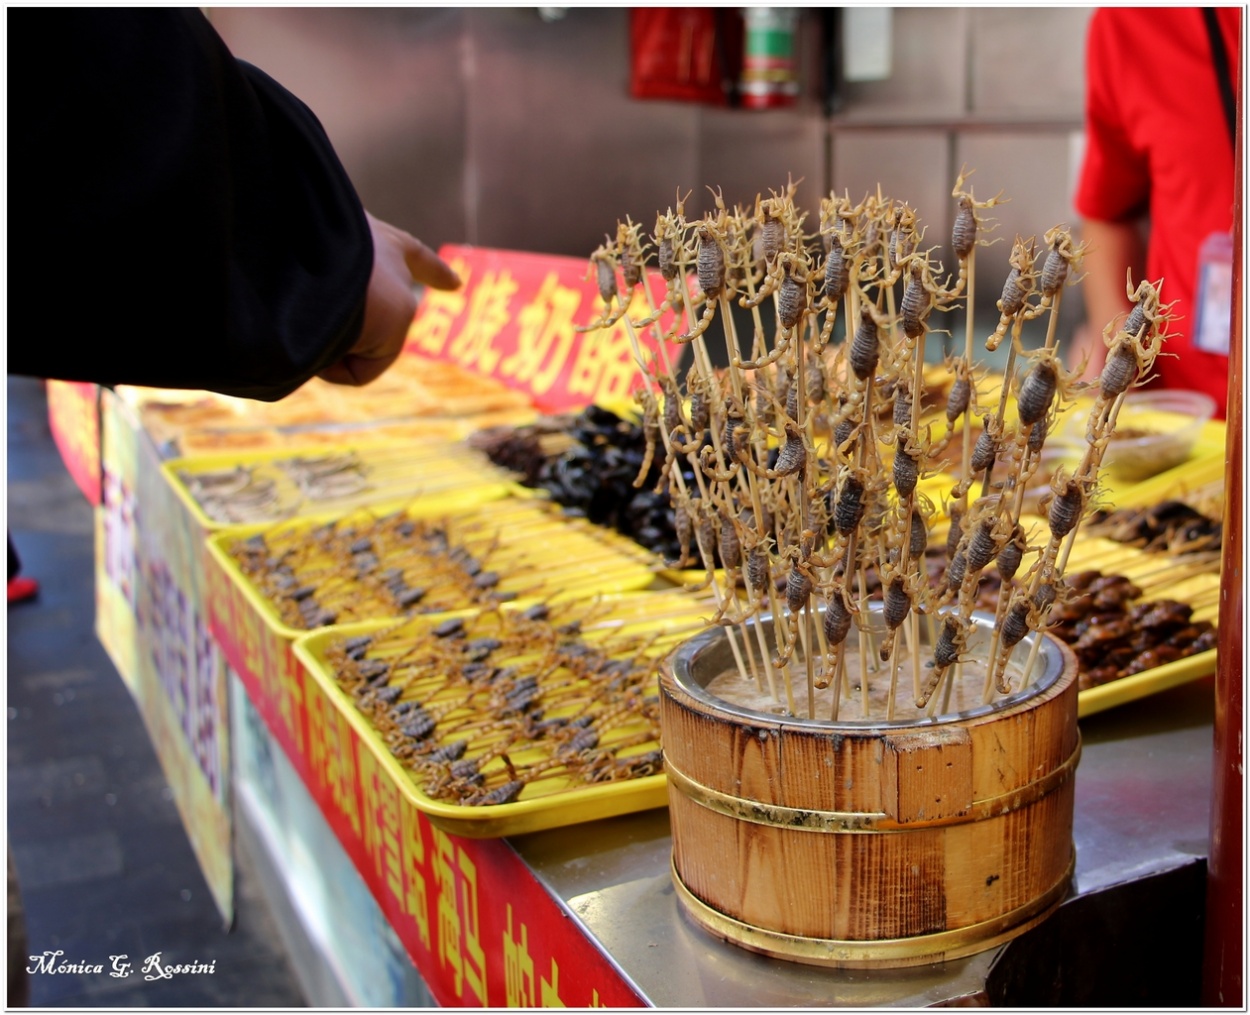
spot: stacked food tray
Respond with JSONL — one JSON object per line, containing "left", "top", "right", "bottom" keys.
{"left": 207, "top": 496, "right": 661, "bottom": 637}
{"left": 123, "top": 354, "right": 538, "bottom": 457}
{"left": 202, "top": 485, "right": 720, "bottom": 835}
{"left": 165, "top": 442, "right": 521, "bottom": 528}
{"left": 1053, "top": 534, "right": 1219, "bottom": 717}
{"left": 294, "top": 589, "right": 717, "bottom": 838}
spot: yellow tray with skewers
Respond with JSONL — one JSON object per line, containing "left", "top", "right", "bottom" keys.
{"left": 206, "top": 494, "right": 663, "bottom": 640}
{"left": 163, "top": 442, "right": 527, "bottom": 531}
{"left": 293, "top": 589, "right": 719, "bottom": 838}
{"left": 1014, "top": 528, "right": 1220, "bottom": 719}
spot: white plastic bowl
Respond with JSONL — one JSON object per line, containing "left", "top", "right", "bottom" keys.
{"left": 1093, "top": 389, "right": 1215, "bottom": 482}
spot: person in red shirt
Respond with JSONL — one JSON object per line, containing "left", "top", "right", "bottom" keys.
{"left": 1071, "top": 7, "right": 1240, "bottom": 419}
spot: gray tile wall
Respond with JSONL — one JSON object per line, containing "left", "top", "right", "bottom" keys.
{"left": 209, "top": 7, "right": 1096, "bottom": 341}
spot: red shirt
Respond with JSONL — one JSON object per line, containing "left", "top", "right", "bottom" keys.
{"left": 1075, "top": 7, "right": 1240, "bottom": 418}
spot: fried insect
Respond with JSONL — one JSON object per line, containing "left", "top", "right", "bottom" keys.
{"left": 675, "top": 223, "right": 727, "bottom": 344}
{"left": 986, "top": 236, "right": 1038, "bottom": 351}
{"left": 777, "top": 255, "right": 809, "bottom": 332}
{"left": 1017, "top": 359, "right": 1057, "bottom": 427}
{"left": 575, "top": 242, "right": 626, "bottom": 333}
{"left": 965, "top": 515, "right": 1001, "bottom": 574}
{"left": 995, "top": 525, "right": 1027, "bottom": 581}
{"left": 946, "top": 165, "right": 1006, "bottom": 297}
{"left": 773, "top": 422, "right": 808, "bottom": 477}
{"left": 917, "top": 614, "right": 969, "bottom": 707}
{"left": 970, "top": 423, "right": 1000, "bottom": 473}
{"left": 893, "top": 441, "right": 919, "bottom": 498}
{"left": 833, "top": 469, "right": 868, "bottom": 534}
{"left": 1043, "top": 472, "right": 1085, "bottom": 540}
{"left": 761, "top": 205, "right": 786, "bottom": 267}
{"left": 822, "top": 587, "right": 854, "bottom": 646}
{"left": 718, "top": 509, "right": 743, "bottom": 570}
{"left": 1099, "top": 339, "right": 1139, "bottom": 400}
{"left": 1106, "top": 277, "right": 1173, "bottom": 400}
{"left": 945, "top": 369, "right": 971, "bottom": 425}
{"left": 687, "top": 365, "right": 712, "bottom": 435}
{"left": 849, "top": 304, "right": 882, "bottom": 382}
{"left": 998, "top": 598, "right": 1032, "bottom": 652}
{"left": 746, "top": 542, "right": 773, "bottom": 599}
{"left": 785, "top": 558, "right": 814, "bottom": 614}
{"left": 952, "top": 195, "right": 977, "bottom": 261}
{"left": 899, "top": 260, "right": 935, "bottom": 340}
{"left": 909, "top": 505, "right": 929, "bottom": 558}
{"left": 822, "top": 233, "right": 851, "bottom": 302}
{"left": 696, "top": 224, "right": 726, "bottom": 299}
{"left": 632, "top": 387, "right": 661, "bottom": 489}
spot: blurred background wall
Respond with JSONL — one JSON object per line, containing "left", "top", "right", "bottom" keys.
{"left": 209, "top": 6, "right": 1094, "bottom": 349}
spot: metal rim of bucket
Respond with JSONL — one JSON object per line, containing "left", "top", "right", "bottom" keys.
{"left": 670, "top": 850, "right": 1076, "bottom": 969}
{"left": 663, "top": 733, "right": 1082, "bottom": 833}
{"left": 668, "top": 605, "right": 1067, "bottom": 729}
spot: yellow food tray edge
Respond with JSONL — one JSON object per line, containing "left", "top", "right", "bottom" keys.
{"left": 1077, "top": 648, "right": 1216, "bottom": 719}
{"left": 203, "top": 495, "right": 523, "bottom": 641}
{"left": 162, "top": 448, "right": 515, "bottom": 532}
{"left": 291, "top": 592, "right": 710, "bottom": 838}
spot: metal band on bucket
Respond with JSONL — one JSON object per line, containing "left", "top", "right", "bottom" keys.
{"left": 671, "top": 852, "right": 1076, "bottom": 968}
{"left": 664, "top": 735, "right": 1081, "bottom": 833}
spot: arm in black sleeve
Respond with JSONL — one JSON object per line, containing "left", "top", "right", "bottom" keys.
{"left": 7, "top": 8, "right": 373, "bottom": 401}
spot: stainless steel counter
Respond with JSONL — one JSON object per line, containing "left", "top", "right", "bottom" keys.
{"left": 512, "top": 677, "right": 1215, "bottom": 1007}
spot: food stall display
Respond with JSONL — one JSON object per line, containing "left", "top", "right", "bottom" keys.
{"left": 557, "top": 175, "right": 1220, "bottom": 965}
{"left": 65, "top": 165, "right": 1228, "bottom": 1001}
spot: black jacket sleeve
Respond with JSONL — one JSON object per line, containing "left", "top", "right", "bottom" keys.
{"left": 7, "top": 8, "right": 373, "bottom": 401}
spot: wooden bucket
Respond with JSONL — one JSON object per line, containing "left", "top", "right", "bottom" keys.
{"left": 658, "top": 610, "right": 1080, "bottom": 968}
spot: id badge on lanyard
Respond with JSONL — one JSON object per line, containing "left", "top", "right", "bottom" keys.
{"left": 1192, "top": 231, "right": 1233, "bottom": 356}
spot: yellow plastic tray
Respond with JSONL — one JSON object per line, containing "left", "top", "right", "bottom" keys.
{"left": 206, "top": 495, "right": 663, "bottom": 640}
{"left": 1102, "top": 439, "right": 1227, "bottom": 511}
{"left": 163, "top": 442, "right": 519, "bottom": 530}
{"left": 293, "top": 590, "right": 720, "bottom": 838}
{"left": 1035, "top": 530, "right": 1221, "bottom": 719}
{"left": 1048, "top": 402, "right": 1226, "bottom": 504}
{"left": 1077, "top": 649, "right": 1215, "bottom": 718}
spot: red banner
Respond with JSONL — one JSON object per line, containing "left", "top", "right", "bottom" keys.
{"left": 47, "top": 380, "right": 101, "bottom": 505}
{"left": 206, "top": 562, "right": 645, "bottom": 1007}
{"left": 407, "top": 245, "right": 675, "bottom": 414}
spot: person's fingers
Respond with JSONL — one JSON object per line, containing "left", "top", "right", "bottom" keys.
{"left": 401, "top": 236, "right": 461, "bottom": 291}
{"left": 320, "top": 213, "right": 458, "bottom": 387}
{"left": 366, "top": 211, "right": 460, "bottom": 291}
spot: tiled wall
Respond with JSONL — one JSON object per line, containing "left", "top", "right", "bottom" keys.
{"left": 210, "top": 7, "right": 1096, "bottom": 343}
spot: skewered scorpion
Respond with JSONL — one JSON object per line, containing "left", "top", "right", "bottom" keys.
{"left": 1027, "top": 224, "right": 1087, "bottom": 316}
{"left": 945, "top": 166, "right": 1007, "bottom": 298}
{"left": 1095, "top": 275, "right": 1174, "bottom": 406}
{"left": 986, "top": 236, "right": 1040, "bottom": 351}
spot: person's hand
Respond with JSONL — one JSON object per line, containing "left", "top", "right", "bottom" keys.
{"left": 318, "top": 212, "right": 461, "bottom": 386}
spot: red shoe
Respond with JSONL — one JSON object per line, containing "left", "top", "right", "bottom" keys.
{"left": 7, "top": 576, "right": 39, "bottom": 604}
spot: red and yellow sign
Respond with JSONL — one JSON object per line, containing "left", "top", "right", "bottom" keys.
{"left": 408, "top": 245, "right": 677, "bottom": 414}
{"left": 208, "top": 575, "right": 645, "bottom": 1007}
{"left": 95, "top": 390, "right": 233, "bottom": 922}
{"left": 47, "top": 379, "right": 102, "bottom": 505}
